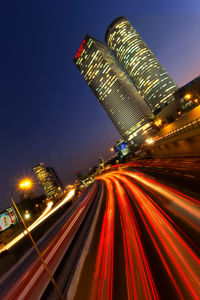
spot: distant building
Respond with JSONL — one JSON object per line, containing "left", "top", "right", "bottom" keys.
{"left": 73, "top": 35, "right": 153, "bottom": 147}
{"left": 114, "top": 140, "right": 130, "bottom": 157}
{"left": 46, "top": 167, "right": 64, "bottom": 192}
{"left": 105, "top": 16, "right": 178, "bottom": 114}
{"left": 33, "top": 163, "right": 58, "bottom": 200}
{"left": 20, "top": 190, "right": 35, "bottom": 202}
{"left": 173, "top": 75, "right": 200, "bottom": 111}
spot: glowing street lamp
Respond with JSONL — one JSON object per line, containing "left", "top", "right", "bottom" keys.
{"left": 24, "top": 210, "right": 30, "bottom": 219}
{"left": 11, "top": 178, "right": 63, "bottom": 300}
{"left": 184, "top": 93, "right": 192, "bottom": 100}
{"left": 110, "top": 147, "right": 114, "bottom": 152}
{"left": 19, "top": 179, "right": 32, "bottom": 189}
{"left": 146, "top": 138, "right": 154, "bottom": 145}
{"left": 154, "top": 119, "right": 162, "bottom": 127}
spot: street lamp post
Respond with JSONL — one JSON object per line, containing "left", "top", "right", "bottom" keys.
{"left": 11, "top": 179, "right": 64, "bottom": 300}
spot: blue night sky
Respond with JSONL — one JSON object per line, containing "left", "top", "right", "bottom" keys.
{"left": 0, "top": 0, "right": 200, "bottom": 208}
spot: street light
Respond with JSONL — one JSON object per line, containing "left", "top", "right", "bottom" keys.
{"left": 11, "top": 178, "right": 64, "bottom": 300}
{"left": 19, "top": 179, "right": 32, "bottom": 189}
{"left": 110, "top": 147, "right": 114, "bottom": 152}
{"left": 24, "top": 210, "right": 30, "bottom": 219}
{"left": 154, "top": 119, "right": 162, "bottom": 128}
{"left": 184, "top": 93, "right": 192, "bottom": 100}
{"left": 146, "top": 137, "right": 154, "bottom": 145}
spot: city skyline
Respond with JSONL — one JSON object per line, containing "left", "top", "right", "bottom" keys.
{"left": 1, "top": 0, "right": 200, "bottom": 208}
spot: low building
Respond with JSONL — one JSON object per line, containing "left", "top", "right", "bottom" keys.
{"left": 173, "top": 75, "right": 200, "bottom": 112}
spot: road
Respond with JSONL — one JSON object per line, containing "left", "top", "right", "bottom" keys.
{"left": 0, "top": 183, "right": 101, "bottom": 299}
{"left": 1, "top": 163, "right": 200, "bottom": 299}
{"left": 72, "top": 165, "right": 200, "bottom": 300}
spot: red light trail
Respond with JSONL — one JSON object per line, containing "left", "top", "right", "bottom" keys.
{"left": 112, "top": 178, "right": 159, "bottom": 300}
{"left": 95, "top": 169, "right": 200, "bottom": 299}
{"left": 90, "top": 179, "right": 114, "bottom": 300}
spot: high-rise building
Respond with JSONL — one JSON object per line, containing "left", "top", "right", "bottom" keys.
{"left": 73, "top": 35, "right": 153, "bottom": 146}
{"left": 46, "top": 167, "right": 64, "bottom": 192}
{"left": 105, "top": 17, "right": 178, "bottom": 114}
{"left": 33, "top": 163, "right": 58, "bottom": 199}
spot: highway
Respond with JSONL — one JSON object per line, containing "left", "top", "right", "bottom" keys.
{"left": 0, "top": 164, "right": 200, "bottom": 299}
{"left": 71, "top": 165, "right": 200, "bottom": 300}
{"left": 0, "top": 183, "right": 101, "bottom": 299}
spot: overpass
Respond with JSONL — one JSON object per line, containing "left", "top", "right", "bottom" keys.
{"left": 143, "top": 105, "right": 200, "bottom": 157}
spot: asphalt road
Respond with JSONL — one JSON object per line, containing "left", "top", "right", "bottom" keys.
{"left": 73, "top": 165, "right": 200, "bottom": 300}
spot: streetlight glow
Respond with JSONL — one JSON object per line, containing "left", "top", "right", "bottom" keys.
{"left": 19, "top": 179, "right": 32, "bottom": 189}
{"left": 25, "top": 213, "right": 30, "bottom": 219}
{"left": 184, "top": 93, "right": 192, "bottom": 100}
{"left": 154, "top": 119, "right": 162, "bottom": 127}
{"left": 146, "top": 138, "right": 154, "bottom": 145}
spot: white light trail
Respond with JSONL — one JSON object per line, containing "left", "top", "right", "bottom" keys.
{"left": 0, "top": 189, "right": 76, "bottom": 253}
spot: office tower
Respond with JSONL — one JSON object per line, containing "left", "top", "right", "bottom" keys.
{"left": 105, "top": 17, "right": 177, "bottom": 113}
{"left": 46, "top": 167, "right": 64, "bottom": 192}
{"left": 33, "top": 163, "right": 58, "bottom": 199}
{"left": 73, "top": 35, "right": 153, "bottom": 146}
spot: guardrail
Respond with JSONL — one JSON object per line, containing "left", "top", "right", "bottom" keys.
{"left": 154, "top": 117, "right": 200, "bottom": 144}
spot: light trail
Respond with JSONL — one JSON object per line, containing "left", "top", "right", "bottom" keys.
{"left": 100, "top": 171, "right": 200, "bottom": 299}
{"left": 0, "top": 189, "right": 75, "bottom": 253}
{"left": 112, "top": 177, "right": 159, "bottom": 300}
{"left": 90, "top": 179, "right": 114, "bottom": 300}
{"left": 2, "top": 185, "right": 96, "bottom": 300}
{"left": 111, "top": 169, "right": 200, "bottom": 232}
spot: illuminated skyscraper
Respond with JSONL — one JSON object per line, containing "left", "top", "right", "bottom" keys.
{"left": 46, "top": 167, "right": 64, "bottom": 192}
{"left": 33, "top": 163, "right": 58, "bottom": 199}
{"left": 105, "top": 17, "right": 177, "bottom": 113}
{"left": 73, "top": 35, "right": 153, "bottom": 146}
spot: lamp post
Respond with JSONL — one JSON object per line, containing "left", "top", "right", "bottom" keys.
{"left": 11, "top": 178, "right": 64, "bottom": 300}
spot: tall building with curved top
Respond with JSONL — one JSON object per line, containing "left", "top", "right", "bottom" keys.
{"left": 105, "top": 17, "right": 177, "bottom": 114}
{"left": 73, "top": 35, "right": 153, "bottom": 146}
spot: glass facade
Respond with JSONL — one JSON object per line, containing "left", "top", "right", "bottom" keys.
{"left": 33, "top": 163, "right": 58, "bottom": 199}
{"left": 73, "top": 35, "right": 153, "bottom": 145}
{"left": 105, "top": 17, "right": 178, "bottom": 113}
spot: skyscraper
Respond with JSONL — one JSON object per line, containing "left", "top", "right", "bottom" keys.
{"left": 73, "top": 35, "right": 153, "bottom": 146}
{"left": 46, "top": 167, "right": 64, "bottom": 192}
{"left": 105, "top": 17, "right": 177, "bottom": 113}
{"left": 33, "top": 163, "right": 58, "bottom": 200}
